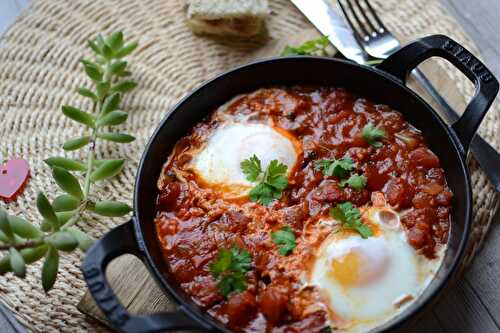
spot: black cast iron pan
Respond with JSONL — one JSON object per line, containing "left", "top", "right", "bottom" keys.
{"left": 81, "top": 35, "right": 499, "bottom": 333}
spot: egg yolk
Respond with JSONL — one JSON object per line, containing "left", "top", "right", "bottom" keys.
{"left": 330, "top": 251, "right": 362, "bottom": 287}
{"left": 329, "top": 247, "right": 391, "bottom": 288}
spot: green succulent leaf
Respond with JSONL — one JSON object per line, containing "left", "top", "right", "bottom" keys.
{"left": 36, "top": 193, "right": 59, "bottom": 229}
{"left": 0, "top": 255, "right": 11, "bottom": 274}
{"left": 40, "top": 220, "right": 52, "bottom": 233}
{"left": 95, "top": 34, "right": 106, "bottom": 49}
{"left": 9, "top": 248, "right": 26, "bottom": 278}
{"left": 42, "top": 246, "right": 59, "bottom": 292}
{"left": 0, "top": 230, "right": 8, "bottom": 243}
{"left": 115, "top": 42, "right": 138, "bottom": 58}
{"left": 77, "top": 87, "right": 97, "bottom": 101}
{"left": 45, "top": 157, "right": 86, "bottom": 171}
{"left": 62, "top": 105, "right": 95, "bottom": 127}
{"left": 87, "top": 39, "right": 102, "bottom": 55}
{"left": 56, "top": 211, "right": 75, "bottom": 225}
{"left": 52, "top": 194, "right": 81, "bottom": 212}
{"left": 101, "top": 93, "right": 121, "bottom": 115}
{"left": 109, "top": 61, "right": 127, "bottom": 75}
{"left": 80, "top": 59, "right": 102, "bottom": 82}
{"left": 101, "top": 43, "right": 113, "bottom": 59}
{"left": 106, "top": 31, "right": 124, "bottom": 51}
{"left": 98, "top": 132, "right": 135, "bottom": 143}
{"left": 93, "top": 159, "right": 116, "bottom": 167}
{"left": 117, "top": 70, "right": 132, "bottom": 77}
{"left": 111, "top": 80, "right": 137, "bottom": 93}
{"left": 21, "top": 245, "right": 48, "bottom": 264}
{"left": 91, "top": 200, "right": 132, "bottom": 217}
{"left": 52, "top": 167, "right": 84, "bottom": 200}
{"left": 8, "top": 215, "right": 42, "bottom": 239}
{"left": 67, "top": 228, "right": 94, "bottom": 252}
{"left": 96, "top": 81, "right": 111, "bottom": 100}
{"left": 97, "top": 110, "right": 128, "bottom": 127}
{"left": 0, "top": 209, "right": 13, "bottom": 240}
{"left": 90, "top": 159, "right": 124, "bottom": 182}
{"left": 47, "top": 231, "right": 79, "bottom": 252}
{"left": 63, "top": 136, "right": 91, "bottom": 151}
{"left": 95, "top": 55, "right": 107, "bottom": 64}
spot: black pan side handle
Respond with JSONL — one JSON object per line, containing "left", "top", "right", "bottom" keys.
{"left": 81, "top": 220, "right": 212, "bottom": 333}
{"left": 378, "top": 34, "right": 499, "bottom": 156}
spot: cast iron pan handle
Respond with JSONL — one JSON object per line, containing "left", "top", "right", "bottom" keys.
{"left": 378, "top": 34, "right": 499, "bottom": 156}
{"left": 81, "top": 220, "right": 211, "bottom": 333}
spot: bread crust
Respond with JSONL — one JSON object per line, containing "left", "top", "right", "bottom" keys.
{"left": 186, "top": 0, "right": 269, "bottom": 36}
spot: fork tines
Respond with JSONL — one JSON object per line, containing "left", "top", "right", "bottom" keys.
{"left": 337, "top": 0, "right": 387, "bottom": 41}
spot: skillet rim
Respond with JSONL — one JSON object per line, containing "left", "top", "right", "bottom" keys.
{"left": 132, "top": 55, "right": 472, "bottom": 332}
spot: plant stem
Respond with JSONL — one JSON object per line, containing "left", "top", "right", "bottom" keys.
{"left": 0, "top": 239, "right": 44, "bottom": 251}
{"left": 83, "top": 128, "right": 97, "bottom": 198}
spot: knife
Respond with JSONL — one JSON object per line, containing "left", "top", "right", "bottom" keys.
{"left": 290, "top": 0, "right": 500, "bottom": 193}
{"left": 291, "top": 0, "right": 370, "bottom": 64}
{"left": 290, "top": 0, "right": 368, "bottom": 64}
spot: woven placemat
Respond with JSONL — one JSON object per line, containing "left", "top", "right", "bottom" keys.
{"left": 0, "top": 0, "right": 498, "bottom": 332}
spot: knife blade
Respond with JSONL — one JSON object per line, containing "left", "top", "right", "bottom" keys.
{"left": 290, "top": 0, "right": 369, "bottom": 64}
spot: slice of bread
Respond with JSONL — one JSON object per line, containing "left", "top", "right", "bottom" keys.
{"left": 186, "top": 0, "right": 269, "bottom": 37}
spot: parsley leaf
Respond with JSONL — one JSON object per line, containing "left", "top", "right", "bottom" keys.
{"left": 339, "top": 174, "right": 367, "bottom": 191}
{"left": 242, "top": 156, "right": 288, "bottom": 206}
{"left": 282, "top": 36, "right": 330, "bottom": 56}
{"left": 240, "top": 154, "right": 262, "bottom": 182}
{"left": 362, "top": 122, "right": 385, "bottom": 148}
{"left": 271, "top": 226, "right": 297, "bottom": 256}
{"left": 315, "top": 157, "right": 354, "bottom": 178}
{"left": 330, "top": 202, "right": 373, "bottom": 239}
{"left": 209, "top": 247, "right": 252, "bottom": 297}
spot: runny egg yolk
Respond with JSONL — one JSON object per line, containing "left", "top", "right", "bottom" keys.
{"left": 330, "top": 251, "right": 362, "bottom": 287}
{"left": 329, "top": 247, "right": 390, "bottom": 288}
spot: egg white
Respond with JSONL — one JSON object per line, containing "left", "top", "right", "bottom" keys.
{"left": 189, "top": 122, "right": 300, "bottom": 198}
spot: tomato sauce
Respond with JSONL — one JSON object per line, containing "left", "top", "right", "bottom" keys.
{"left": 155, "top": 87, "right": 452, "bottom": 332}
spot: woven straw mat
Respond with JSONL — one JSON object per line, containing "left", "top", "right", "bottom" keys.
{"left": 0, "top": 0, "right": 498, "bottom": 332}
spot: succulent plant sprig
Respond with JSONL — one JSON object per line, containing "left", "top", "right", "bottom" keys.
{"left": 0, "top": 32, "right": 138, "bottom": 291}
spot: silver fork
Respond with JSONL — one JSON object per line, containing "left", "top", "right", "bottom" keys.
{"left": 338, "top": 0, "right": 500, "bottom": 193}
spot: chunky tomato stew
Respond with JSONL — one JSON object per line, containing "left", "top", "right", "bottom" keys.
{"left": 155, "top": 87, "right": 452, "bottom": 332}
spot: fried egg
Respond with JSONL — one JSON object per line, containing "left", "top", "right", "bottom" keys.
{"left": 189, "top": 122, "right": 301, "bottom": 198}
{"left": 310, "top": 207, "right": 444, "bottom": 332}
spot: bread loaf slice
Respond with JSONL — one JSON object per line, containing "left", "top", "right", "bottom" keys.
{"left": 186, "top": 0, "right": 269, "bottom": 37}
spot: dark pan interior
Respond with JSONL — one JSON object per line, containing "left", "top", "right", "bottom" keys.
{"left": 134, "top": 57, "right": 471, "bottom": 332}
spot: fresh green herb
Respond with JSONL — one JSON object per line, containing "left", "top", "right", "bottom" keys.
{"left": 209, "top": 247, "right": 252, "bottom": 297}
{"left": 282, "top": 36, "right": 332, "bottom": 56}
{"left": 241, "top": 155, "right": 288, "bottom": 206}
{"left": 339, "top": 174, "right": 367, "bottom": 191}
{"left": 0, "top": 32, "right": 137, "bottom": 291}
{"left": 330, "top": 202, "right": 373, "bottom": 239}
{"left": 362, "top": 122, "right": 385, "bottom": 148}
{"left": 271, "top": 226, "right": 297, "bottom": 256}
{"left": 315, "top": 157, "right": 354, "bottom": 179}
{"left": 240, "top": 154, "right": 262, "bottom": 182}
